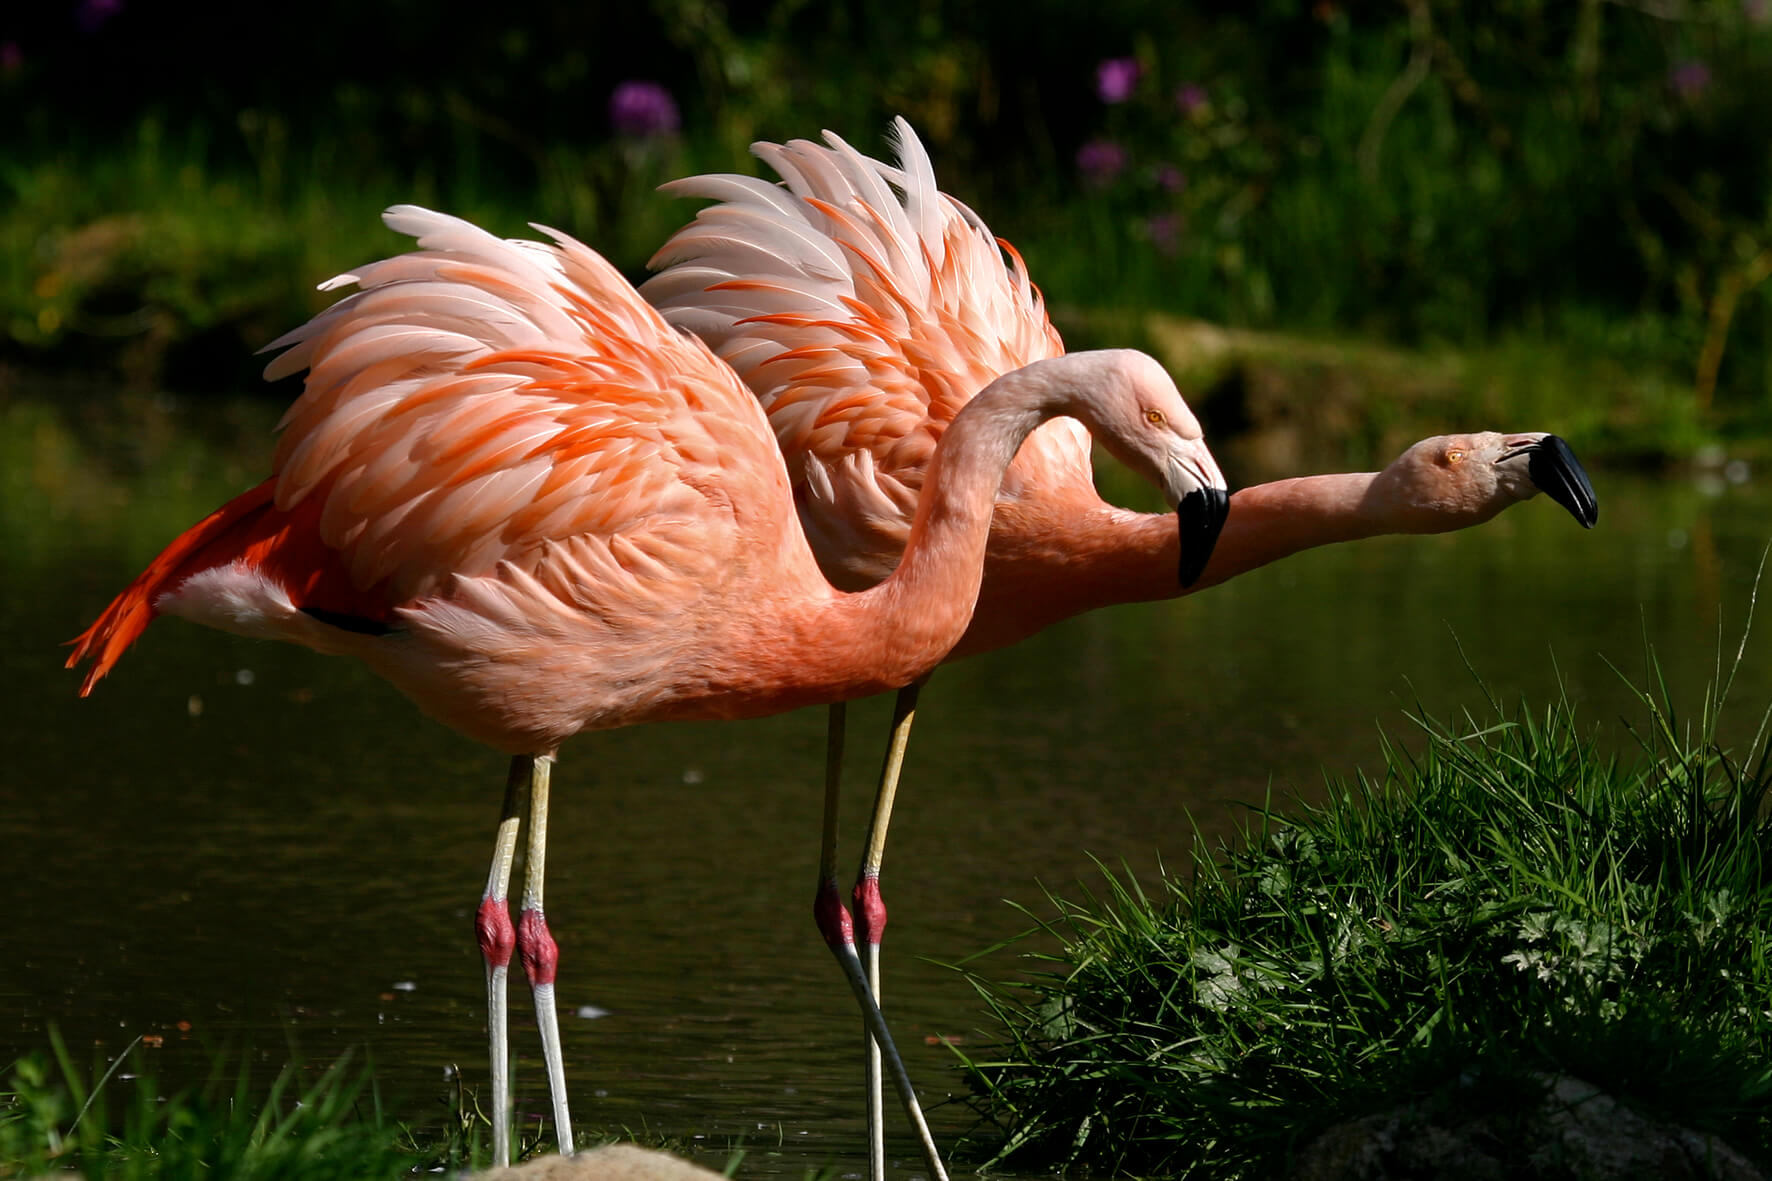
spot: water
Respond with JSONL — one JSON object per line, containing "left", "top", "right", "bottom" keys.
{"left": 2, "top": 387, "right": 1768, "bottom": 1176}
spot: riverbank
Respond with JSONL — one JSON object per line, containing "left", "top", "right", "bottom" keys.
{"left": 955, "top": 655, "right": 1772, "bottom": 1179}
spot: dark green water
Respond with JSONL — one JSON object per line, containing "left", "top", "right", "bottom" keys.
{"left": 2, "top": 387, "right": 1768, "bottom": 1177}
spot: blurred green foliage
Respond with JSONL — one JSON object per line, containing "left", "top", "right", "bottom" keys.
{"left": 1043, "top": 1, "right": 1772, "bottom": 410}
{"left": 0, "top": 0, "right": 1766, "bottom": 449}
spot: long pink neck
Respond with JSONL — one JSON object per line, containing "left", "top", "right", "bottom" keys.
{"left": 957, "top": 469, "right": 1416, "bottom": 657}
{"left": 1190, "top": 469, "right": 1427, "bottom": 590}
{"left": 766, "top": 354, "right": 1107, "bottom": 700}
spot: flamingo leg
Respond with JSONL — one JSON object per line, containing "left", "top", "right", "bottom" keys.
{"left": 812, "top": 692, "right": 947, "bottom": 1181}
{"left": 856, "top": 684, "right": 922, "bottom": 1178}
{"left": 514, "top": 753, "right": 575, "bottom": 1156}
{"left": 476, "top": 758, "right": 528, "bottom": 1167}
{"left": 813, "top": 703, "right": 887, "bottom": 1180}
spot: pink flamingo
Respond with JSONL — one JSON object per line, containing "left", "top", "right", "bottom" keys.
{"left": 66, "top": 205, "right": 1229, "bottom": 1174}
{"left": 643, "top": 118, "right": 1599, "bottom": 1171}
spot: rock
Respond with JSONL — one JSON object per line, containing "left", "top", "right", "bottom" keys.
{"left": 1293, "top": 1073, "right": 1764, "bottom": 1180}
{"left": 472, "top": 1143, "right": 730, "bottom": 1181}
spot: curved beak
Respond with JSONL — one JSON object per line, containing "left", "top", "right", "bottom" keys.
{"left": 1165, "top": 450, "right": 1230, "bottom": 587}
{"left": 1162, "top": 448, "right": 1230, "bottom": 586}
{"left": 1504, "top": 435, "right": 1598, "bottom": 528}
{"left": 1176, "top": 486, "right": 1231, "bottom": 585}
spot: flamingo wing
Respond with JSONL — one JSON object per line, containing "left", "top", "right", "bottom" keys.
{"left": 644, "top": 119, "right": 1084, "bottom": 588}
{"left": 71, "top": 206, "right": 798, "bottom": 696}
{"left": 264, "top": 206, "right": 793, "bottom": 621}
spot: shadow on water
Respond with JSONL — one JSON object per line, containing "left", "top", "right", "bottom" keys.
{"left": 3, "top": 382, "right": 1768, "bottom": 1176}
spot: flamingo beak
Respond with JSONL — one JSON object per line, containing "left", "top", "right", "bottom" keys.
{"left": 1505, "top": 435, "right": 1598, "bottom": 528}
{"left": 1176, "top": 485, "right": 1230, "bottom": 586}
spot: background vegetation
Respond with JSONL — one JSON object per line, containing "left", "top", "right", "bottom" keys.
{"left": 2, "top": 0, "right": 1768, "bottom": 453}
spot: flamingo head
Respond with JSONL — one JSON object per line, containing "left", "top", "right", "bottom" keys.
{"left": 1379, "top": 432, "right": 1598, "bottom": 530}
{"left": 1082, "top": 350, "right": 1231, "bottom": 586}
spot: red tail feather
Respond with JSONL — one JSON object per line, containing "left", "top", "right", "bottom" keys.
{"left": 66, "top": 478, "right": 387, "bottom": 695}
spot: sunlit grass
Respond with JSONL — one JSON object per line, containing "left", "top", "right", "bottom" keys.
{"left": 954, "top": 628, "right": 1772, "bottom": 1177}
{"left": 0, "top": 1032, "right": 445, "bottom": 1179}
{"left": 0, "top": 1033, "right": 794, "bottom": 1179}
{"left": 0, "top": 118, "right": 731, "bottom": 394}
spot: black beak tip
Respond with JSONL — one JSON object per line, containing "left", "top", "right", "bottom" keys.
{"left": 1529, "top": 435, "right": 1598, "bottom": 529}
{"left": 1176, "top": 486, "right": 1231, "bottom": 586}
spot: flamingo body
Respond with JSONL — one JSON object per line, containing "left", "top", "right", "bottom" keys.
{"left": 69, "top": 201, "right": 1228, "bottom": 1173}
{"left": 646, "top": 123, "right": 1091, "bottom": 595}
{"left": 645, "top": 120, "right": 1597, "bottom": 661}
{"left": 72, "top": 209, "right": 941, "bottom": 753}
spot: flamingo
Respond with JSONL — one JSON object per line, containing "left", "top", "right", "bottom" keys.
{"left": 642, "top": 118, "right": 1600, "bottom": 1172}
{"left": 65, "top": 204, "right": 1230, "bottom": 1174}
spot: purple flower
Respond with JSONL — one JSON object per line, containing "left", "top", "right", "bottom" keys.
{"left": 1175, "top": 83, "right": 1208, "bottom": 117}
{"left": 609, "top": 80, "right": 680, "bottom": 139}
{"left": 1145, "top": 213, "right": 1183, "bottom": 256}
{"left": 1076, "top": 138, "right": 1128, "bottom": 186}
{"left": 76, "top": 0, "right": 122, "bottom": 32}
{"left": 1669, "top": 60, "right": 1711, "bottom": 101}
{"left": 1096, "top": 57, "right": 1141, "bottom": 104}
{"left": 0, "top": 42, "right": 20, "bottom": 72}
{"left": 1156, "top": 164, "right": 1187, "bottom": 193}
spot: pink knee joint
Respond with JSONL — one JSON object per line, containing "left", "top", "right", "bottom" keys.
{"left": 516, "top": 906, "right": 559, "bottom": 987}
{"left": 813, "top": 877, "right": 855, "bottom": 949}
{"left": 476, "top": 897, "right": 515, "bottom": 969}
{"left": 852, "top": 873, "right": 887, "bottom": 947}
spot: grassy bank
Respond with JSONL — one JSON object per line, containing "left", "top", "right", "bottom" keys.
{"left": 955, "top": 644, "right": 1772, "bottom": 1178}
{"left": 0, "top": 119, "right": 716, "bottom": 393}
{"left": 0, "top": 1033, "right": 449, "bottom": 1179}
{"left": 0, "top": 1034, "right": 751, "bottom": 1180}
{"left": 1104, "top": 311, "right": 1760, "bottom": 474}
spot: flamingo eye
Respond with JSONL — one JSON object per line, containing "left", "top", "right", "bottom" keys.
{"left": 1145, "top": 409, "right": 1165, "bottom": 426}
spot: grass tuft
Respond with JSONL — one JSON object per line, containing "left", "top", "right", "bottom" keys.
{"left": 0, "top": 1031, "right": 467, "bottom": 1179}
{"left": 954, "top": 639, "right": 1772, "bottom": 1177}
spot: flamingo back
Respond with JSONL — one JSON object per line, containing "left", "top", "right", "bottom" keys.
{"left": 261, "top": 207, "right": 793, "bottom": 623}
{"left": 70, "top": 206, "right": 810, "bottom": 735}
{"left": 644, "top": 119, "right": 1086, "bottom": 588}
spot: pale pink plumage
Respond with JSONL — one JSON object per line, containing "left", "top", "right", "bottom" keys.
{"left": 645, "top": 120, "right": 1090, "bottom": 592}
{"left": 68, "top": 202, "right": 1228, "bottom": 1175}
{"left": 72, "top": 207, "right": 947, "bottom": 753}
{"left": 645, "top": 119, "right": 1596, "bottom": 660}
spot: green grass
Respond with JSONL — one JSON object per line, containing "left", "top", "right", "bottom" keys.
{"left": 0, "top": 117, "right": 726, "bottom": 392}
{"left": 5, "top": 88, "right": 1769, "bottom": 464}
{"left": 0, "top": 1031, "right": 451, "bottom": 1179}
{"left": 953, "top": 631, "right": 1772, "bottom": 1177}
{"left": 0, "top": 1030, "right": 770, "bottom": 1179}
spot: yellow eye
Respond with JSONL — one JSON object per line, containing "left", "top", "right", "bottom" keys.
{"left": 1145, "top": 409, "right": 1165, "bottom": 426}
{"left": 1446, "top": 448, "right": 1466, "bottom": 465}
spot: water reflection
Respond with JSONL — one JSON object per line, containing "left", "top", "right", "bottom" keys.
{"left": 2, "top": 390, "right": 1767, "bottom": 1177}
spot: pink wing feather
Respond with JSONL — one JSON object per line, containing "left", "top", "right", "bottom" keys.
{"left": 263, "top": 206, "right": 789, "bottom": 615}
{"left": 71, "top": 206, "right": 797, "bottom": 700}
{"left": 644, "top": 118, "right": 1083, "bottom": 589}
